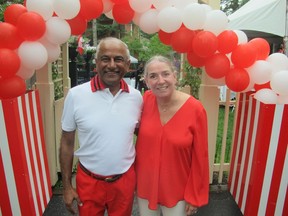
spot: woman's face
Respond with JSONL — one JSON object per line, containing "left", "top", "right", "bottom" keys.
{"left": 145, "top": 61, "right": 177, "bottom": 98}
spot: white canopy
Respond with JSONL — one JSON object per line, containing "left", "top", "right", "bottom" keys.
{"left": 227, "top": 0, "right": 287, "bottom": 43}
{"left": 130, "top": 55, "right": 138, "bottom": 63}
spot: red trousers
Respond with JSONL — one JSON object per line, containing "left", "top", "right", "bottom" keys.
{"left": 76, "top": 164, "right": 136, "bottom": 216}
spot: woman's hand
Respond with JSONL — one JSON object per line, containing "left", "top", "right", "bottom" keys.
{"left": 185, "top": 202, "right": 198, "bottom": 215}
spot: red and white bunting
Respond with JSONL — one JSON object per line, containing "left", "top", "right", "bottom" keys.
{"left": 229, "top": 92, "right": 288, "bottom": 216}
{"left": 0, "top": 90, "right": 52, "bottom": 216}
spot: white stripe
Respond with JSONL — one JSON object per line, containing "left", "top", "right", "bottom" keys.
{"left": 236, "top": 96, "right": 253, "bottom": 202}
{"left": 275, "top": 146, "right": 288, "bottom": 215}
{"left": 31, "top": 91, "right": 50, "bottom": 202}
{"left": 258, "top": 105, "right": 284, "bottom": 216}
{"left": 17, "top": 97, "right": 39, "bottom": 215}
{"left": 24, "top": 94, "right": 45, "bottom": 212}
{"left": 0, "top": 101, "right": 21, "bottom": 215}
{"left": 241, "top": 99, "right": 260, "bottom": 212}
{"left": 230, "top": 93, "right": 247, "bottom": 194}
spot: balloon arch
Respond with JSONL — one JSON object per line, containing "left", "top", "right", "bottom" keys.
{"left": 0, "top": 0, "right": 288, "bottom": 104}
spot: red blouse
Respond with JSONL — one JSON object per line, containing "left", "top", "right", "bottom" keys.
{"left": 135, "top": 91, "right": 209, "bottom": 210}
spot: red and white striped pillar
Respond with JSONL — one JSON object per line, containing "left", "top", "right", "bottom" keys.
{"left": 0, "top": 90, "right": 52, "bottom": 216}
{"left": 229, "top": 92, "right": 288, "bottom": 216}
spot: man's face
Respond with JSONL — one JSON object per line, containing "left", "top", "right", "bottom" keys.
{"left": 96, "top": 41, "right": 130, "bottom": 87}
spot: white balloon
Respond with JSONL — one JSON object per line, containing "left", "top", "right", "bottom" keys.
{"left": 53, "top": 0, "right": 80, "bottom": 20}
{"left": 203, "top": 10, "right": 228, "bottom": 36}
{"left": 102, "top": 0, "right": 114, "bottom": 13}
{"left": 247, "top": 60, "right": 273, "bottom": 84}
{"left": 277, "top": 95, "right": 288, "bottom": 104}
{"left": 266, "top": 53, "right": 288, "bottom": 74}
{"left": 157, "top": 6, "right": 182, "bottom": 33}
{"left": 270, "top": 70, "right": 288, "bottom": 96}
{"left": 254, "top": 88, "right": 278, "bottom": 104}
{"left": 201, "top": 4, "right": 212, "bottom": 13}
{"left": 129, "top": 0, "right": 152, "bottom": 13}
{"left": 152, "top": 0, "right": 171, "bottom": 10}
{"left": 26, "top": 0, "right": 54, "bottom": 20}
{"left": 170, "top": 0, "right": 197, "bottom": 10}
{"left": 182, "top": 3, "right": 206, "bottom": 30}
{"left": 139, "top": 9, "right": 160, "bottom": 34}
{"left": 18, "top": 41, "right": 48, "bottom": 70}
{"left": 40, "top": 38, "right": 61, "bottom": 63}
{"left": 45, "top": 17, "right": 71, "bottom": 45}
{"left": 16, "top": 64, "right": 35, "bottom": 80}
{"left": 233, "top": 30, "right": 248, "bottom": 44}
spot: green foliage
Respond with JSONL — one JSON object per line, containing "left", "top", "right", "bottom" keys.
{"left": 138, "top": 34, "right": 173, "bottom": 62}
{"left": 0, "top": 0, "right": 23, "bottom": 21}
{"left": 178, "top": 63, "right": 202, "bottom": 99}
{"left": 121, "top": 34, "right": 143, "bottom": 57}
{"left": 215, "top": 106, "right": 235, "bottom": 163}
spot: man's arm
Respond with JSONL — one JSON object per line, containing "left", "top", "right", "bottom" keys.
{"left": 59, "top": 130, "right": 82, "bottom": 214}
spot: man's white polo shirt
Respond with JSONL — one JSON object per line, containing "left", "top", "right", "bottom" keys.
{"left": 61, "top": 76, "right": 143, "bottom": 175}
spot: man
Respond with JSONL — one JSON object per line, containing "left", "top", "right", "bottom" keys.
{"left": 60, "top": 37, "right": 143, "bottom": 215}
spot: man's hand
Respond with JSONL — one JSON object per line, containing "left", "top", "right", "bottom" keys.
{"left": 63, "top": 187, "right": 82, "bottom": 214}
{"left": 185, "top": 203, "right": 198, "bottom": 215}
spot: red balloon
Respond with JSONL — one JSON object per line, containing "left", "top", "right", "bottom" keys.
{"left": 254, "top": 82, "right": 271, "bottom": 91}
{"left": 248, "top": 38, "right": 270, "bottom": 60}
{"left": 225, "top": 67, "right": 250, "bottom": 92}
{"left": 0, "top": 22, "right": 23, "bottom": 49}
{"left": 111, "top": 0, "right": 128, "bottom": 4}
{"left": 0, "top": 76, "right": 26, "bottom": 99}
{"left": 193, "top": 31, "right": 218, "bottom": 58}
{"left": 187, "top": 51, "right": 207, "bottom": 67}
{"left": 17, "top": 11, "right": 46, "bottom": 41}
{"left": 112, "top": 3, "right": 134, "bottom": 24}
{"left": 4, "top": 4, "right": 27, "bottom": 25}
{"left": 0, "top": 49, "right": 21, "bottom": 79}
{"left": 217, "top": 30, "right": 238, "bottom": 54}
{"left": 66, "top": 15, "right": 87, "bottom": 36}
{"left": 205, "top": 53, "right": 230, "bottom": 79}
{"left": 158, "top": 30, "right": 172, "bottom": 46}
{"left": 231, "top": 43, "right": 257, "bottom": 68}
{"left": 171, "top": 26, "right": 196, "bottom": 53}
{"left": 79, "top": 0, "right": 103, "bottom": 21}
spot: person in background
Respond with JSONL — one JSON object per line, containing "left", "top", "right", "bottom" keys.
{"left": 135, "top": 55, "right": 209, "bottom": 216}
{"left": 135, "top": 62, "right": 148, "bottom": 93}
{"left": 60, "top": 37, "right": 143, "bottom": 215}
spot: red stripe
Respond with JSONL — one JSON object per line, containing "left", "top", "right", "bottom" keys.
{"left": 2, "top": 97, "right": 35, "bottom": 215}
{"left": 283, "top": 187, "right": 288, "bottom": 215}
{"left": 27, "top": 92, "right": 46, "bottom": 214}
{"left": 21, "top": 94, "right": 43, "bottom": 215}
{"left": 33, "top": 91, "right": 52, "bottom": 202}
{"left": 0, "top": 153, "right": 13, "bottom": 216}
{"left": 228, "top": 92, "right": 244, "bottom": 193}
{"left": 266, "top": 105, "right": 288, "bottom": 215}
{"left": 237, "top": 97, "right": 257, "bottom": 208}
{"left": 244, "top": 103, "right": 275, "bottom": 216}
{"left": 232, "top": 93, "right": 250, "bottom": 198}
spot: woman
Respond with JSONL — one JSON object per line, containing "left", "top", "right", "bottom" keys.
{"left": 135, "top": 56, "right": 209, "bottom": 216}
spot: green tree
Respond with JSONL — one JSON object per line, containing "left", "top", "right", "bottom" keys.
{"left": 220, "top": 0, "right": 250, "bottom": 15}
{"left": 0, "top": 0, "right": 23, "bottom": 21}
{"left": 138, "top": 34, "right": 173, "bottom": 62}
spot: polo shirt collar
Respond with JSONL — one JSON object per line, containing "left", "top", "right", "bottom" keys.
{"left": 90, "top": 75, "right": 129, "bottom": 93}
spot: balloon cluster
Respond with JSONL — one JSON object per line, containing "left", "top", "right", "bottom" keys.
{"left": 0, "top": 0, "right": 288, "bottom": 104}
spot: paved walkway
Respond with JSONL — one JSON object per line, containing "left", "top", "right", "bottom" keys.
{"left": 43, "top": 186, "right": 243, "bottom": 216}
